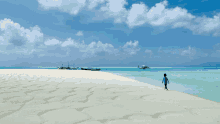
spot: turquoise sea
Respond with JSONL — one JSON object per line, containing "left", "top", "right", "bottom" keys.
{"left": 99, "top": 67, "right": 220, "bottom": 103}
{"left": 0, "top": 67, "right": 220, "bottom": 102}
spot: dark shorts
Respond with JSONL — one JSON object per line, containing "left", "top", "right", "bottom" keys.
{"left": 165, "top": 83, "right": 167, "bottom": 89}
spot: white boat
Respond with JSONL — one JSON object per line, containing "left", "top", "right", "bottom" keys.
{"left": 138, "top": 65, "right": 150, "bottom": 69}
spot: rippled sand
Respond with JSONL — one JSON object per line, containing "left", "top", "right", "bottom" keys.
{"left": 0, "top": 69, "right": 219, "bottom": 124}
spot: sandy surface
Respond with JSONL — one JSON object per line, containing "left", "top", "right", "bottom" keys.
{"left": 0, "top": 69, "right": 220, "bottom": 124}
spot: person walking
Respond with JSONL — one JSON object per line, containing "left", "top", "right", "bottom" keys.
{"left": 162, "top": 73, "right": 169, "bottom": 90}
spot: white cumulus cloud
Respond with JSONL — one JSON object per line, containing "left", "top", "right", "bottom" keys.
{"left": 37, "top": 0, "right": 87, "bottom": 15}
{"left": 99, "top": 0, "right": 128, "bottom": 23}
{"left": 0, "top": 18, "right": 43, "bottom": 46}
{"left": 187, "top": 14, "right": 220, "bottom": 36}
{"left": 0, "top": 18, "right": 123, "bottom": 60}
{"left": 126, "top": 3, "right": 148, "bottom": 28}
{"left": 82, "top": 41, "right": 118, "bottom": 57}
{"left": 126, "top": 0, "right": 220, "bottom": 36}
{"left": 1, "top": 18, "right": 217, "bottom": 67}
{"left": 122, "top": 40, "right": 140, "bottom": 55}
{"left": 44, "top": 38, "right": 60, "bottom": 46}
{"left": 180, "top": 46, "right": 196, "bottom": 56}
{"left": 75, "top": 31, "right": 83, "bottom": 36}
{"left": 87, "top": 0, "right": 105, "bottom": 10}
{"left": 36, "top": 0, "right": 220, "bottom": 36}
{"left": 61, "top": 38, "right": 86, "bottom": 48}
{"left": 126, "top": 0, "right": 195, "bottom": 28}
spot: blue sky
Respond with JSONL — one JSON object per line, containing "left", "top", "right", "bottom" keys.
{"left": 0, "top": 0, "right": 220, "bottom": 67}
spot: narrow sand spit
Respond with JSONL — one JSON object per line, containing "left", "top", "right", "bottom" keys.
{"left": 0, "top": 69, "right": 220, "bottom": 124}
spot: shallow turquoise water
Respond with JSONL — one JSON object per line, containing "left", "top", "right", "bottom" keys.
{"left": 100, "top": 67, "right": 220, "bottom": 102}
{"left": 1, "top": 66, "right": 219, "bottom": 102}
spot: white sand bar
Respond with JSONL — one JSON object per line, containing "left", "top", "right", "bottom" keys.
{"left": 0, "top": 69, "right": 220, "bottom": 124}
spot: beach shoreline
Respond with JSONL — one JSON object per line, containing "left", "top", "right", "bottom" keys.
{"left": 0, "top": 69, "right": 220, "bottom": 124}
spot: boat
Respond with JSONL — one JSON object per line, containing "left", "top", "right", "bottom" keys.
{"left": 81, "top": 67, "right": 101, "bottom": 71}
{"left": 71, "top": 67, "right": 78, "bottom": 70}
{"left": 91, "top": 68, "right": 101, "bottom": 71}
{"left": 66, "top": 62, "right": 71, "bottom": 69}
{"left": 58, "top": 64, "right": 67, "bottom": 69}
{"left": 138, "top": 65, "right": 150, "bottom": 69}
{"left": 81, "top": 67, "right": 92, "bottom": 70}
{"left": 58, "top": 63, "right": 79, "bottom": 70}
